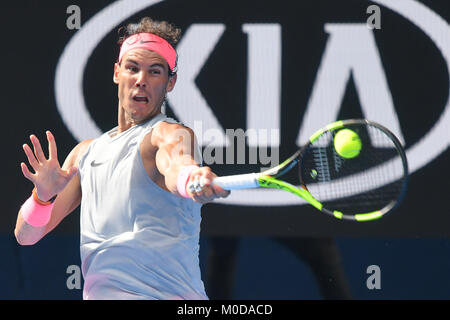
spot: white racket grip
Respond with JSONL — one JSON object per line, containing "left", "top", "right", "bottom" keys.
{"left": 213, "top": 173, "right": 260, "bottom": 190}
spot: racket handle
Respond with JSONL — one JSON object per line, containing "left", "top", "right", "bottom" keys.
{"left": 213, "top": 173, "right": 260, "bottom": 190}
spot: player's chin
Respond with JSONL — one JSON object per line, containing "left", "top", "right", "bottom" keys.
{"left": 128, "top": 108, "right": 157, "bottom": 124}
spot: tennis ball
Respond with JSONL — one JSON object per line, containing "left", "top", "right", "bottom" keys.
{"left": 334, "top": 129, "right": 362, "bottom": 159}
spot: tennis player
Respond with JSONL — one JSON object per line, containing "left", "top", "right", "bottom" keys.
{"left": 14, "top": 17, "right": 229, "bottom": 299}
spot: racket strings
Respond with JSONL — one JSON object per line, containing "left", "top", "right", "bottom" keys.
{"left": 300, "top": 124, "right": 407, "bottom": 214}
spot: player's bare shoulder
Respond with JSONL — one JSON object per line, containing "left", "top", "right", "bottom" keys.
{"left": 63, "top": 139, "right": 94, "bottom": 170}
{"left": 148, "top": 121, "right": 195, "bottom": 151}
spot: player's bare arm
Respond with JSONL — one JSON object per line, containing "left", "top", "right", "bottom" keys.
{"left": 140, "top": 121, "right": 229, "bottom": 203}
{"left": 15, "top": 131, "right": 92, "bottom": 245}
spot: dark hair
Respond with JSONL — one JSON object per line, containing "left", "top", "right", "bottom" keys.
{"left": 118, "top": 17, "right": 181, "bottom": 75}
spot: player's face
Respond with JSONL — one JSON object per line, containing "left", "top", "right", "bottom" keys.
{"left": 113, "top": 48, "right": 176, "bottom": 124}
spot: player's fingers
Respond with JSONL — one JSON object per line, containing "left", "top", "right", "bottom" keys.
{"left": 190, "top": 176, "right": 202, "bottom": 194}
{"left": 46, "top": 131, "right": 58, "bottom": 161}
{"left": 201, "top": 187, "right": 215, "bottom": 201}
{"left": 186, "top": 179, "right": 200, "bottom": 200}
{"left": 190, "top": 194, "right": 204, "bottom": 203}
{"left": 22, "top": 143, "right": 39, "bottom": 171}
{"left": 186, "top": 169, "right": 228, "bottom": 201}
{"left": 191, "top": 193, "right": 212, "bottom": 204}
{"left": 20, "top": 162, "right": 35, "bottom": 183}
{"left": 212, "top": 184, "right": 230, "bottom": 198}
{"left": 186, "top": 180, "right": 196, "bottom": 195}
{"left": 196, "top": 179, "right": 214, "bottom": 197}
{"left": 198, "top": 183, "right": 218, "bottom": 203}
{"left": 200, "top": 170, "right": 226, "bottom": 194}
{"left": 30, "top": 134, "right": 47, "bottom": 163}
{"left": 186, "top": 178, "right": 206, "bottom": 201}
{"left": 190, "top": 173, "right": 229, "bottom": 201}
{"left": 187, "top": 174, "right": 203, "bottom": 191}
{"left": 199, "top": 177, "right": 216, "bottom": 198}
{"left": 199, "top": 176, "right": 211, "bottom": 189}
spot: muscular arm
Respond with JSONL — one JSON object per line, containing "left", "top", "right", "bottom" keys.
{"left": 144, "top": 122, "right": 229, "bottom": 203}
{"left": 14, "top": 133, "right": 92, "bottom": 245}
{"left": 153, "top": 124, "right": 199, "bottom": 192}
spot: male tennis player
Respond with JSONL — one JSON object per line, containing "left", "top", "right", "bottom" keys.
{"left": 14, "top": 17, "right": 229, "bottom": 299}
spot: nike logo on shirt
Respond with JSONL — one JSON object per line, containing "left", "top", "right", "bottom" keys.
{"left": 90, "top": 160, "right": 108, "bottom": 167}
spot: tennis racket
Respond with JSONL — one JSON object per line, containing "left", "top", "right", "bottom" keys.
{"left": 212, "top": 119, "right": 408, "bottom": 221}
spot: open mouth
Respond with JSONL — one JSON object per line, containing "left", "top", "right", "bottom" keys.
{"left": 132, "top": 94, "right": 149, "bottom": 104}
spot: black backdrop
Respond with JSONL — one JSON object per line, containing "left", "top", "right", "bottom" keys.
{"left": 2, "top": 0, "right": 450, "bottom": 299}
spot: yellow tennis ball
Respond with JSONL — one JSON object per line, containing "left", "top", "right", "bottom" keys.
{"left": 334, "top": 129, "right": 362, "bottom": 159}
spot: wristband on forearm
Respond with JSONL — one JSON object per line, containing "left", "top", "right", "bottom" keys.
{"left": 176, "top": 165, "right": 199, "bottom": 198}
{"left": 20, "top": 188, "right": 56, "bottom": 227}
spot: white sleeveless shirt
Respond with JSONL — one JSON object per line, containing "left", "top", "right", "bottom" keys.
{"left": 78, "top": 113, "right": 207, "bottom": 300}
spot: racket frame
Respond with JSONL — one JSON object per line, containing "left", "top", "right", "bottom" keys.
{"left": 214, "top": 119, "right": 408, "bottom": 222}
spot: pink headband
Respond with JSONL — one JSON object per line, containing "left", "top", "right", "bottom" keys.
{"left": 118, "top": 33, "right": 177, "bottom": 71}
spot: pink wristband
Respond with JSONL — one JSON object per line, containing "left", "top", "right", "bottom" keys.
{"left": 177, "top": 165, "right": 199, "bottom": 198}
{"left": 21, "top": 195, "right": 53, "bottom": 227}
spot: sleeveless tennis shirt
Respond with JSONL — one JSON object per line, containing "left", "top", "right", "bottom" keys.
{"left": 78, "top": 113, "right": 207, "bottom": 300}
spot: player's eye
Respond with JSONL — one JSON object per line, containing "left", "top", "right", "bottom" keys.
{"left": 149, "top": 69, "right": 161, "bottom": 75}
{"left": 126, "top": 65, "right": 138, "bottom": 72}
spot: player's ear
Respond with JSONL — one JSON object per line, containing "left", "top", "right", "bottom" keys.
{"left": 113, "top": 63, "right": 120, "bottom": 84}
{"left": 166, "top": 73, "right": 177, "bottom": 92}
